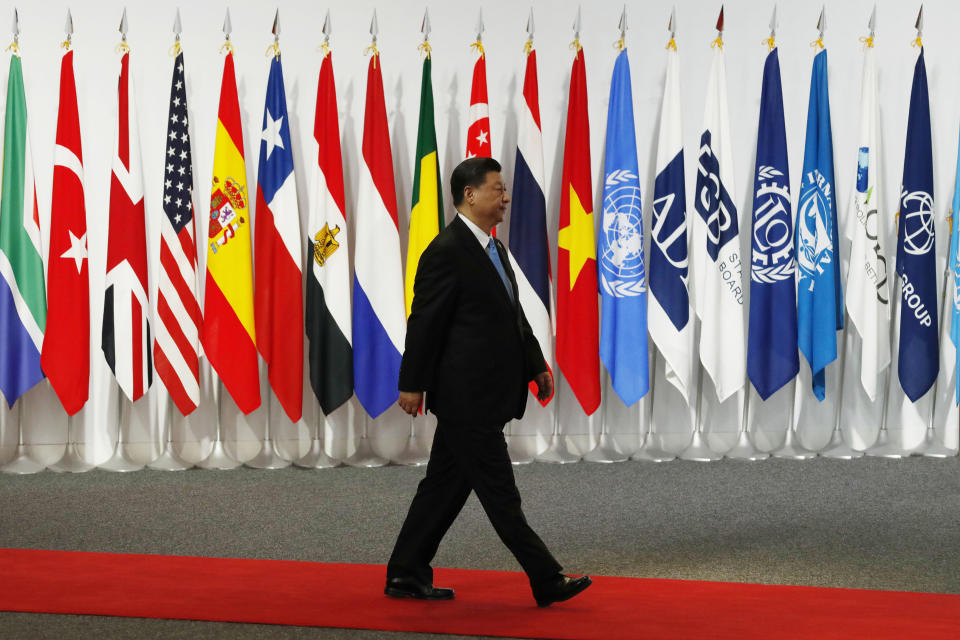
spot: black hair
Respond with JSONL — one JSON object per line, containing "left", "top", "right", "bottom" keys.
{"left": 450, "top": 157, "right": 502, "bottom": 207}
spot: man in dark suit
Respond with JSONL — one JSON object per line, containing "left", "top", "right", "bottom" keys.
{"left": 385, "top": 157, "right": 592, "bottom": 607}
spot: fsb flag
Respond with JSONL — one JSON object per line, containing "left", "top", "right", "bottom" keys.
{"left": 556, "top": 42, "right": 600, "bottom": 415}
{"left": 692, "top": 40, "right": 744, "bottom": 403}
{"left": 648, "top": 33, "right": 692, "bottom": 402}
{"left": 509, "top": 42, "right": 554, "bottom": 406}
{"left": 203, "top": 51, "right": 260, "bottom": 414}
{"left": 845, "top": 39, "right": 890, "bottom": 401}
{"left": 254, "top": 54, "right": 304, "bottom": 422}
{"left": 747, "top": 47, "right": 798, "bottom": 400}
{"left": 306, "top": 49, "right": 353, "bottom": 415}
{"left": 0, "top": 54, "right": 45, "bottom": 407}
{"left": 405, "top": 53, "right": 443, "bottom": 318}
{"left": 598, "top": 48, "right": 647, "bottom": 406}
{"left": 796, "top": 48, "right": 842, "bottom": 401}
{"left": 896, "top": 48, "right": 938, "bottom": 402}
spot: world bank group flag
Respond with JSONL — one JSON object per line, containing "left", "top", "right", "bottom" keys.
{"left": 796, "top": 48, "right": 842, "bottom": 401}
{"left": 598, "top": 48, "right": 647, "bottom": 406}
{"left": 747, "top": 48, "right": 797, "bottom": 400}
{"left": 896, "top": 48, "right": 938, "bottom": 403}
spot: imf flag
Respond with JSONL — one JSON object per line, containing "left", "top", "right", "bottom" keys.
{"left": 897, "top": 48, "right": 938, "bottom": 403}
{"left": 598, "top": 49, "right": 648, "bottom": 406}
{"left": 796, "top": 48, "right": 843, "bottom": 401}
{"left": 747, "top": 48, "right": 798, "bottom": 400}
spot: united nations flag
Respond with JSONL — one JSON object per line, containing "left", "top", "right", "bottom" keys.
{"left": 598, "top": 48, "right": 648, "bottom": 406}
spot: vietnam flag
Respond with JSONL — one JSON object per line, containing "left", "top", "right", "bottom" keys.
{"left": 556, "top": 44, "right": 600, "bottom": 415}
{"left": 203, "top": 51, "right": 260, "bottom": 414}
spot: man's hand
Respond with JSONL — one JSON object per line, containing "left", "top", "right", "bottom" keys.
{"left": 398, "top": 391, "right": 423, "bottom": 417}
{"left": 534, "top": 371, "right": 553, "bottom": 402}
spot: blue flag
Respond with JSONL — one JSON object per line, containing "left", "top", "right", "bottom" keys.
{"left": 897, "top": 49, "right": 938, "bottom": 403}
{"left": 796, "top": 49, "right": 843, "bottom": 401}
{"left": 598, "top": 50, "right": 648, "bottom": 405}
{"left": 748, "top": 49, "right": 798, "bottom": 400}
{"left": 950, "top": 130, "right": 960, "bottom": 405}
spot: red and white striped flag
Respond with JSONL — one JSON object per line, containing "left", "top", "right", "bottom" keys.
{"left": 154, "top": 49, "right": 201, "bottom": 415}
{"left": 102, "top": 49, "right": 151, "bottom": 402}
{"left": 41, "top": 48, "right": 89, "bottom": 416}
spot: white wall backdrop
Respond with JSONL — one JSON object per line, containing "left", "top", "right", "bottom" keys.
{"left": 1, "top": 0, "right": 958, "bottom": 467}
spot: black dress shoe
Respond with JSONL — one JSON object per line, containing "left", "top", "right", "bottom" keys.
{"left": 532, "top": 574, "right": 592, "bottom": 607}
{"left": 384, "top": 576, "right": 455, "bottom": 600}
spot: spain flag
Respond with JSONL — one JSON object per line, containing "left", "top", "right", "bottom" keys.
{"left": 556, "top": 43, "right": 600, "bottom": 415}
{"left": 203, "top": 51, "right": 260, "bottom": 414}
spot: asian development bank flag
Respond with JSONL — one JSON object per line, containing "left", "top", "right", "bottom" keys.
{"left": 599, "top": 49, "right": 647, "bottom": 406}
{"left": 508, "top": 44, "right": 554, "bottom": 406}
{"left": 692, "top": 41, "right": 744, "bottom": 403}
{"left": 353, "top": 52, "right": 405, "bottom": 419}
{"left": 796, "top": 48, "right": 843, "bottom": 402}
{"left": 896, "top": 48, "right": 938, "bottom": 402}
{"left": 648, "top": 36, "right": 691, "bottom": 402}
{"left": 747, "top": 47, "right": 798, "bottom": 400}
{"left": 0, "top": 54, "right": 45, "bottom": 407}
{"left": 845, "top": 41, "right": 890, "bottom": 401}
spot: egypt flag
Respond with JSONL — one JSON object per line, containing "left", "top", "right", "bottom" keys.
{"left": 203, "top": 52, "right": 260, "bottom": 414}
{"left": 353, "top": 52, "right": 405, "bottom": 419}
{"left": 306, "top": 50, "right": 353, "bottom": 416}
{"left": 465, "top": 43, "right": 491, "bottom": 159}
{"left": 254, "top": 54, "right": 303, "bottom": 422}
{"left": 154, "top": 50, "right": 201, "bottom": 416}
{"left": 41, "top": 49, "right": 89, "bottom": 416}
{"left": 0, "top": 54, "right": 45, "bottom": 407}
{"left": 692, "top": 40, "right": 745, "bottom": 403}
{"left": 405, "top": 54, "right": 443, "bottom": 318}
{"left": 102, "top": 50, "right": 151, "bottom": 402}
{"left": 556, "top": 44, "right": 600, "bottom": 415}
{"left": 508, "top": 45, "right": 554, "bottom": 406}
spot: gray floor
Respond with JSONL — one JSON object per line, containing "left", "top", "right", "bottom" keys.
{"left": 1, "top": 456, "right": 959, "bottom": 639}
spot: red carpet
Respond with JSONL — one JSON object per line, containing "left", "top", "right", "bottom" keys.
{"left": 1, "top": 548, "right": 958, "bottom": 639}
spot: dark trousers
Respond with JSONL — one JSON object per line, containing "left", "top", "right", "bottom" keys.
{"left": 386, "top": 420, "right": 563, "bottom": 586}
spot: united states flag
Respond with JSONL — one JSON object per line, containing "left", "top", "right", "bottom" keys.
{"left": 154, "top": 51, "right": 201, "bottom": 415}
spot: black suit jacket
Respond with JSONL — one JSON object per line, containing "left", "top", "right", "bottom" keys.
{"left": 398, "top": 216, "right": 547, "bottom": 426}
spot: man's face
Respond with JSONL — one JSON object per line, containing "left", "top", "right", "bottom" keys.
{"left": 466, "top": 171, "right": 511, "bottom": 226}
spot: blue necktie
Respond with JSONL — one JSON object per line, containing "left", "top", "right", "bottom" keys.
{"left": 487, "top": 238, "right": 515, "bottom": 304}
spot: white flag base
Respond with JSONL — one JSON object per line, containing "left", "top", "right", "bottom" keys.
{"left": 725, "top": 430, "right": 768, "bottom": 461}
{"left": 245, "top": 401, "right": 291, "bottom": 470}
{"left": 505, "top": 421, "right": 535, "bottom": 465}
{"left": 583, "top": 432, "right": 629, "bottom": 463}
{"left": 536, "top": 431, "right": 581, "bottom": 463}
{"left": 632, "top": 432, "right": 677, "bottom": 462}
{"left": 679, "top": 429, "right": 722, "bottom": 462}
{"left": 393, "top": 422, "right": 430, "bottom": 466}
{"left": 1, "top": 443, "right": 45, "bottom": 474}
{"left": 148, "top": 401, "right": 193, "bottom": 471}
{"left": 865, "top": 427, "right": 908, "bottom": 458}
{"left": 917, "top": 425, "right": 955, "bottom": 458}
{"left": 198, "top": 439, "right": 242, "bottom": 470}
{"left": 343, "top": 437, "right": 389, "bottom": 467}
{"left": 294, "top": 436, "right": 340, "bottom": 469}
{"left": 820, "top": 427, "right": 864, "bottom": 459}
{"left": 772, "top": 425, "right": 817, "bottom": 460}
{"left": 49, "top": 414, "right": 94, "bottom": 473}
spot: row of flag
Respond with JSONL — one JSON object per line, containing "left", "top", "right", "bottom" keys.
{"left": 0, "top": 12, "right": 956, "bottom": 430}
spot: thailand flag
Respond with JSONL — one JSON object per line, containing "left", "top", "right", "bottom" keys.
{"left": 508, "top": 46, "right": 554, "bottom": 406}
{"left": 353, "top": 53, "right": 405, "bottom": 418}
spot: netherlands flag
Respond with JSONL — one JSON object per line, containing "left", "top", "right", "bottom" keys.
{"left": 353, "top": 53, "right": 405, "bottom": 419}
{"left": 508, "top": 47, "right": 554, "bottom": 406}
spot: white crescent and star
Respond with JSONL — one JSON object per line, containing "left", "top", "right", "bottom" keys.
{"left": 60, "top": 230, "right": 87, "bottom": 273}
